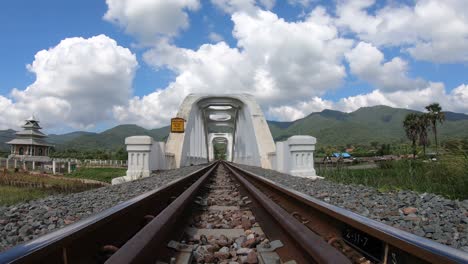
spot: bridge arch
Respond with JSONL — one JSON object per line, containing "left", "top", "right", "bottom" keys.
{"left": 165, "top": 94, "right": 276, "bottom": 168}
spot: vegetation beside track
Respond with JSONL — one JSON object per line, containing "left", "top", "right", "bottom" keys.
{"left": 0, "top": 186, "right": 51, "bottom": 206}
{"left": 64, "top": 167, "right": 126, "bottom": 183}
{"left": 319, "top": 157, "right": 468, "bottom": 200}
{"left": 0, "top": 169, "right": 112, "bottom": 206}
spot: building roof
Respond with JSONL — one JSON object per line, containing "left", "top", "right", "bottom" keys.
{"left": 332, "top": 152, "right": 352, "bottom": 158}
{"left": 22, "top": 120, "right": 42, "bottom": 129}
{"left": 6, "top": 138, "right": 53, "bottom": 147}
{"left": 15, "top": 130, "right": 47, "bottom": 137}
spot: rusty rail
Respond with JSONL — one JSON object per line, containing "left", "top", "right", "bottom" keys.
{"left": 225, "top": 163, "right": 351, "bottom": 263}
{"left": 0, "top": 163, "right": 216, "bottom": 264}
{"left": 104, "top": 163, "right": 218, "bottom": 263}
{"left": 2, "top": 160, "right": 467, "bottom": 264}
{"left": 223, "top": 161, "right": 468, "bottom": 264}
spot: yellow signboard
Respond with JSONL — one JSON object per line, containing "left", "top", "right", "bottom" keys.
{"left": 171, "top": 118, "right": 185, "bottom": 133}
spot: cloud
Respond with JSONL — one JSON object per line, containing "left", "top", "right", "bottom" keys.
{"left": 208, "top": 32, "right": 224, "bottom": 42}
{"left": 103, "top": 0, "right": 200, "bottom": 43}
{"left": 0, "top": 35, "right": 138, "bottom": 130}
{"left": 287, "top": 0, "right": 315, "bottom": 8}
{"left": 267, "top": 97, "right": 333, "bottom": 121}
{"left": 211, "top": 0, "right": 275, "bottom": 14}
{"left": 336, "top": 0, "right": 468, "bottom": 63}
{"left": 107, "top": 1, "right": 466, "bottom": 126}
{"left": 267, "top": 82, "right": 468, "bottom": 121}
{"left": 345, "top": 42, "right": 427, "bottom": 92}
{"left": 337, "top": 83, "right": 468, "bottom": 114}
{"left": 113, "top": 8, "right": 353, "bottom": 127}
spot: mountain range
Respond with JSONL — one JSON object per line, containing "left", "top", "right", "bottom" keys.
{"left": 1, "top": 105, "right": 467, "bottom": 153}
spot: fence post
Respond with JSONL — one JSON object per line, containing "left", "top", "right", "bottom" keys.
{"left": 6, "top": 159, "right": 9, "bottom": 169}
{"left": 52, "top": 160, "right": 56, "bottom": 175}
{"left": 68, "top": 162, "right": 71, "bottom": 174}
{"left": 23, "top": 161, "right": 27, "bottom": 171}
{"left": 14, "top": 159, "right": 17, "bottom": 169}
{"left": 32, "top": 161, "right": 35, "bottom": 171}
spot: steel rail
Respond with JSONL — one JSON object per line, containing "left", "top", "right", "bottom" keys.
{"left": 224, "top": 163, "right": 351, "bottom": 264}
{"left": 0, "top": 162, "right": 217, "bottom": 264}
{"left": 224, "top": 162, "right": 468, "bottom": 264}
{"left": 105, "top": 162, "right": 218, "bottom": 263}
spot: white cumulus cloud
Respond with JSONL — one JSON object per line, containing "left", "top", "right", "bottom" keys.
{"left": 0, "top": 35, "right": 138, "bottom": 130}
{"left": 112, "top": 8, "right": 353, "bottom": 127}
{"left": 208, "top": 32, "right": 224, "bottom": 42}
{"left": 104, "top": 0, "right": 200, "bottom": 43}
{"left": 211, "top": 0, "right": 275, "bottom": 14}
{"left": 345, "top": 42, "right": 427, "bottom": 92}
{"left": 269, "top": 82, "right": 468, "bottom": 121}
{"left": 336, "top": 0, "right": 468, "bottom": 63}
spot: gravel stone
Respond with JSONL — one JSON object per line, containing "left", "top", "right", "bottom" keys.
{"left": 0, "top": 165, "right": 205, "bottom": 252}
{"left": 237, "top": 164, "right": 468, "bottom": 252}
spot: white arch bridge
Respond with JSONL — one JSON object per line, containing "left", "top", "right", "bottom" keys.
{"left": 113, "top": 94, "right": 318, "bottom": 184}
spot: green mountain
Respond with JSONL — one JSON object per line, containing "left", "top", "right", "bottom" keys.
{"left": 48, "top": 131, "right": 96, "bottom": 145}
{"left": 268, "top": 106, "right": 468, "bottom": 146}
{"left": 57, "top": 124, "right": 170, "bottom": 151}
{"left": 0, "top": 129, "right": 16, "bottom": 153}
{"left": 0, "top": 106, "right": 467, "bottom": 152}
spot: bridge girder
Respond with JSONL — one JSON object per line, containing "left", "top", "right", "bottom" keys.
{"left": 165, "top": 94, "right": 276, "bottom": 168}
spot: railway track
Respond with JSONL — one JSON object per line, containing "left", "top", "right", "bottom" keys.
{"left": 0, "top": 161, "right": 467, "bottom": 263}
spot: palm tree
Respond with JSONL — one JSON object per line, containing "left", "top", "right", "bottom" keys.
{"left": 403, "top": 113, "right": 420, "bottom": 159}
{"left": 425, "top": 103, "right": 445, "bottom": 156}
{"left": 417, "top": 114, "right": 431, "bottom": 157}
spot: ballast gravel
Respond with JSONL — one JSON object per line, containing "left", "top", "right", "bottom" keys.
{"left": 0, "top": 165, "right": 205, "bottom": 252}
{"left": 236, "top": 164, "right": 468, "bottom": 253}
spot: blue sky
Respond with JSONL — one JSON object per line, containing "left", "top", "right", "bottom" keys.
{"left": 0, "top": 0, "right": 467, "bottom": 133}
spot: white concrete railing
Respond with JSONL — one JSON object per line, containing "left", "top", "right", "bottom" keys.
{"left": 272, "top": 135, "right": 319, "bottom": 179}
{"left": 112, "top": 136, "right": 169, "bottom": 185}
{"left": 165, "top": 153, "right": 176, "bottom": 170}
{"left": 112, "top": 134, "right": 320, "bottom": 185}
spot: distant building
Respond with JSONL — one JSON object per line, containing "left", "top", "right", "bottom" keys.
{"left": 6, "top": 115, "right": 52, "bottom": 163}
{"left": 332, "top": 152, "right": 352, "bottom": 158}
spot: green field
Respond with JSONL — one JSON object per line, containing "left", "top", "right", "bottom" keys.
{"left": 0, "top": 169, "right": 119, "bottom": 206}
{"left": 319, "top": 157, "right": 468, "bottom": 200}
{"left": 65, "top": 167, "right": 126, "bottom": 183}
{"left": 0, "top": 186, "right": 51, "bottom": 206}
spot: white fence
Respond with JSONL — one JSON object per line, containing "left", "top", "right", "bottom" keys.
{"left": 0, "top": 158, "right": 127, "bottom": 175}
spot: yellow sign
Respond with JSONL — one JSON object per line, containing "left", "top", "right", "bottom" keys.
{"left": 171, "top": 118, "right": 185, "bottom": 133}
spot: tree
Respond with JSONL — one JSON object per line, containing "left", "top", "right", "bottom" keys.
{"left": 417, "top": 114, "right": 431, "bottom": 157}
{"left": 403, "top": 113, "right": 420, "bottom": 159}
{"left": 425, "top": 103, "right": 445, "bottom": 156}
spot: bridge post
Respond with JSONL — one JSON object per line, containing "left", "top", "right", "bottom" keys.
{"left": 112, "top": 136, "right": 168, "bottom": 185}
{"left": 274, "top": 135, "right": 318, "bottom": 179}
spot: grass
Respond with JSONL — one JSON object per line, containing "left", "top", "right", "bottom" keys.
{"left": 65, "top": 167, "right": 126, "bottom": 183}
{"left": 0, "top": 186, "right": 52, "bottom": 206}
{"left": 0, "top": 167, "right": 124, "bottom": 206}
{"left": 318, "top": 156, "right": 468, "bottom": 200}
{"left": 0, "top": 170, "right": 108, "bottom": 206}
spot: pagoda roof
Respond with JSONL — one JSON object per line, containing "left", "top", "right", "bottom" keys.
{"left": 22, "top": 121, "right": 42, "bottom": 129}
{"left": 6, "top": 138, "right": 53, "bottom": 147}
{"left": 26, "top": 114, "right": 37, "bottom": 121}
{"left": 15, "top": 130, "right": 47, "bottom": 137}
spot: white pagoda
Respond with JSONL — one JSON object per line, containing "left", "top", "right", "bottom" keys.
{"left": 7, "top": 115, "right": 52, "bottom": 163}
